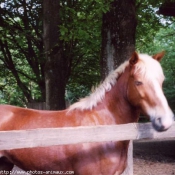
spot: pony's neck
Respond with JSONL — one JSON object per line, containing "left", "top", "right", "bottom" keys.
{"left": 102, "top": 66, "right": 139, "bottom": 124}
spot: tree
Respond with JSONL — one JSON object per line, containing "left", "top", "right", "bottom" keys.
{"left": 43, "top": 0, "right": 72, "bottom": 110}
{"left": 42, "top": 0, "right": 104, "bottom": 109}
{"left": 1, "top": 0, "right": 175, "bottom": 110}
{"left": 100, "top": 0, "right": 137, "bottom": 79}
{"left": 0, "top": 0, "right": 45, "bottom": 105}
{"left": 0, "top": 0, "right": 107, "bottom": 107}
{"left": 63, "top": 0, "right": 110, "bottom": 103}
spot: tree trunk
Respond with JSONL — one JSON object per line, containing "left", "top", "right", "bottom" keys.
{"left": 100, "top": 0, "right": 137, "bottom": 79}
{"left": 43, "top": 0, "right": 68, "bottom": 110}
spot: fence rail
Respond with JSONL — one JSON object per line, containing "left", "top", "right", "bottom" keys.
{"left": 0, "top": 122, "right": 175, "bottom": 150}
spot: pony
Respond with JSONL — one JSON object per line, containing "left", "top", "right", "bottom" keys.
{"left": 0, "top": 52, "right": 173, "bottom": 175}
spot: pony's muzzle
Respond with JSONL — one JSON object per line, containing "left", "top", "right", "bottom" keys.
{"left": 152, "top": 115, "right": 174, "bottom": 132}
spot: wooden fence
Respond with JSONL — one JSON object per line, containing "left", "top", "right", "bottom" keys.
{"left": 1, "top": 122, "right": 175, "bottom": 175}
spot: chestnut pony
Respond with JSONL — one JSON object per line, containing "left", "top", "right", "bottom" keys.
{"left": 0, "top": 52, "right": 174, "bottom": 175}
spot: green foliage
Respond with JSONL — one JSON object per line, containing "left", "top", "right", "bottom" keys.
{"left": 0, "top": 0, "right": 175, "bottom": 109}
{"left": 59, "top": 0, "right": 112, "bottom": 102}
{"left": 136, "top": 1, "right": 163, "bottom": 53}
{"left": 0, "top": 0, "right": 113, "bottom": 105}
{"left": 0, "top": 0, "right": 44, "bottom": 105}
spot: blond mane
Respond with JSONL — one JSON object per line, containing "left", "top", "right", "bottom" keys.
{"left": 68, "top": 61, "right": 129, "bottom": 111}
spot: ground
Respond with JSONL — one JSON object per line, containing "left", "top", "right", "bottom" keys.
{"left": 12, "top": 139, "right": 175, "bottom": 175}
{"left": 133, "top": 139, "right": 175, "bottom": 175}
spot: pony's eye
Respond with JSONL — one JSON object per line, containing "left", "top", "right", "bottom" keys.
{"left": 135, "top": 81, "right": 143, "bottom": 86}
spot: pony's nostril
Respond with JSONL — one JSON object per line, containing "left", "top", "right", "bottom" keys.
{"left": 156, "top": 117, "right": 162, "bottom": 125}
{"left": 152, "top": 117, "right": 166, "bottom": 132}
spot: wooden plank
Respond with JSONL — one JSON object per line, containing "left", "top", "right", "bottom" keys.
{"left": 0, "top": 122, "right": 175, "bottom": 150}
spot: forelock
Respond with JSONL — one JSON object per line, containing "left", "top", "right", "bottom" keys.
{"left": 134, "top": 54, "right": 164, "bottom": 81}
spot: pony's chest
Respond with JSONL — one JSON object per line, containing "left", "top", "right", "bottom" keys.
{"left": 63, "top": 142, "right": 127, "bottom": 174}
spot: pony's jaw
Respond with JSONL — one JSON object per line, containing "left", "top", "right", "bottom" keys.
{"left": 141, "top": 94, "right": 174, "bottom": 132}
{"left": 144, "top": 89, "right": 174, "bottom": 132}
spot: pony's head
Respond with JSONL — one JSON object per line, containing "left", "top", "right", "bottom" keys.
{"left": 127, "top": 51, "right": 174, "bottom": 131}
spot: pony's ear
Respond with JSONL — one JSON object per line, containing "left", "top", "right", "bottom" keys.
{"left": 152, "top": 51, "right": 165, "bottom": 62}
{"left": 129, "top": 52, "right": 139, "bottom": 66}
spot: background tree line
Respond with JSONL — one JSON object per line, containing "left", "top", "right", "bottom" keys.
{"left": 0, "top": 0, "right": 175, "bottom": 111}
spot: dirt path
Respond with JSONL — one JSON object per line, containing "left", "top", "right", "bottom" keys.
{"left": 133, "top": 139, "right": 175, "bottom": 175}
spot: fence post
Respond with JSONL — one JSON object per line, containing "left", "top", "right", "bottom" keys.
{"left": 121, "top": 140, "right": 133, "bottom": 175}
